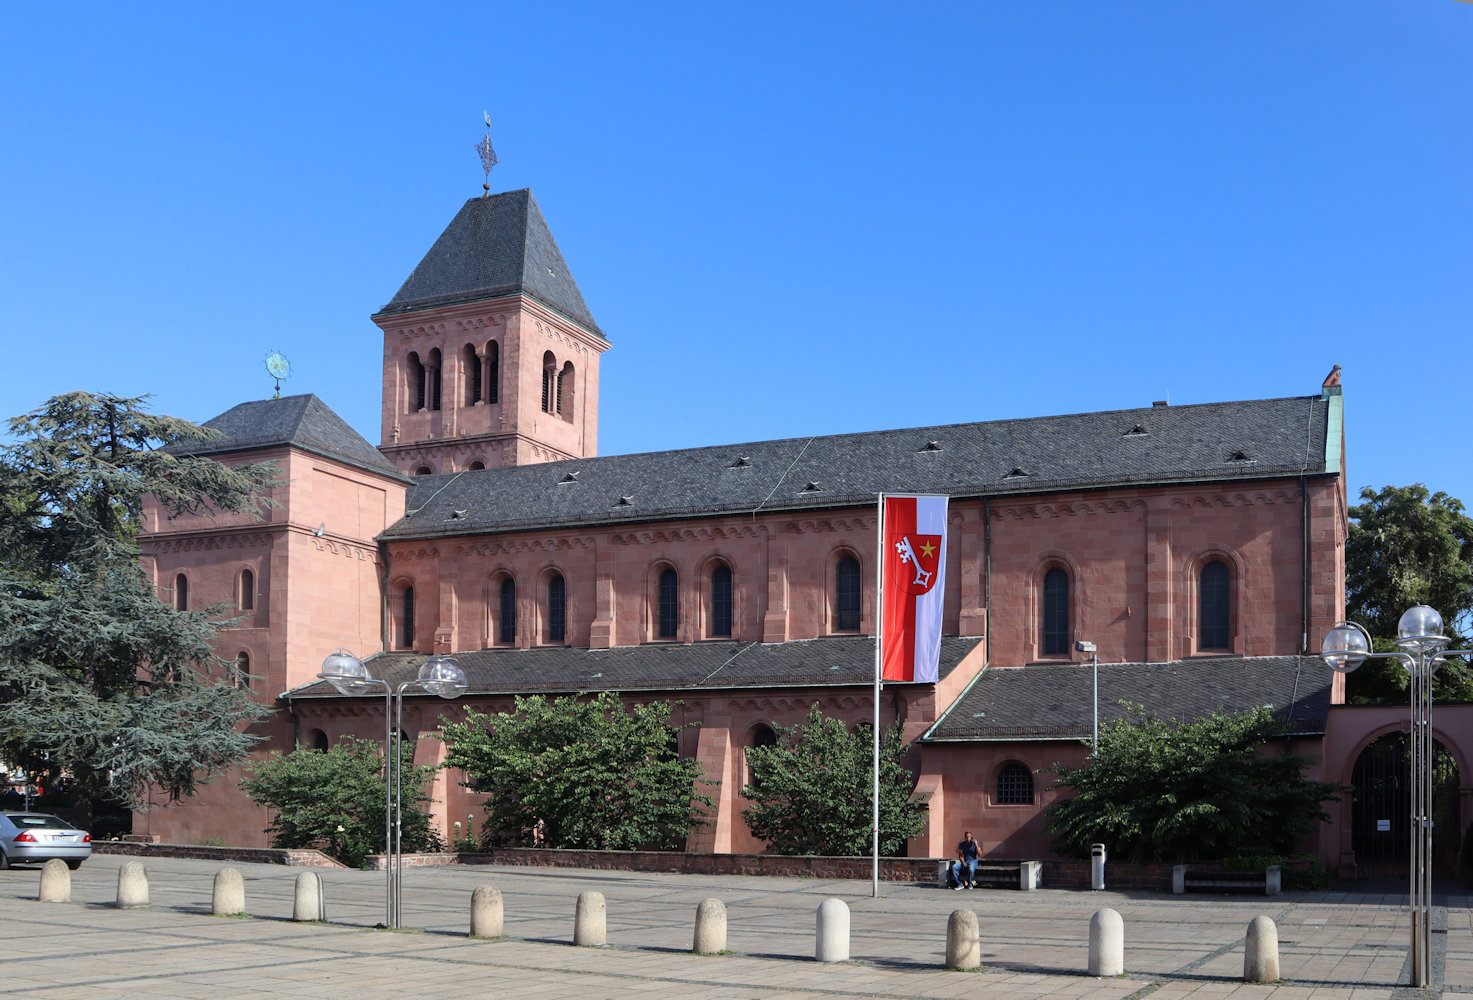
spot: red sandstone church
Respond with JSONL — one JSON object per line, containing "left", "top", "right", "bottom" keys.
{"left": 138, "top": 189, "right": 1468, "bottom": 879}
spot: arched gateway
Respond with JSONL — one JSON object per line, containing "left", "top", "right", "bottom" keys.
{"left": 1350, "top": 733, "right": 1461, "bottom": 878}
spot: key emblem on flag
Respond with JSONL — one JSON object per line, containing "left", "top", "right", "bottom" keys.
{"left": 894, "top": 533, "right": 942, "bottom": 595}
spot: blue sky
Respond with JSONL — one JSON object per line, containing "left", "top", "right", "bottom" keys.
{"left": 3, "top": 2, "right": 1469, "bottom": 507}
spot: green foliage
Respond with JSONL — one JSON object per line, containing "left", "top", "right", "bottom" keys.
{"left": 240, "top": 737, "right": 442, "bottom": 869}
{"left": 740, "top": 704, "right": 927, "bottom": 856}
{"left": 440, "top": 692, "right": 713, "bottom": 851}
{"left": 1346, "top": 484, "right": 1473, "bottom": 704}
{"left": 1045, "top": 705, "right": 1339, "bottom": 864}
{"left": 0, "top": 393, "right": 277, "bottom": 813}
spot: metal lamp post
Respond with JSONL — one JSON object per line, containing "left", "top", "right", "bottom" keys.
{"left": 1075, "top": 640, "right": 1099, "bottom": 747}
{"left": 318, "top": 651, "right": 468, "bottom": 928}
{"left": 1320, "top": 606, "right": 1470, "bottom": 988}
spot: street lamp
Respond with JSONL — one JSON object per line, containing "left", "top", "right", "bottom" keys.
{"left": 1320, "top": 607, "right": 1470, "bottom": 988}
{"left": 1075, "top": 640, "right": 1099, "bottom": 748}
{"left": 317, "top": 650, "right": 468, "bottom": 928}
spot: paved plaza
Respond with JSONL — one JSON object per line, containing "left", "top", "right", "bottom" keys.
{"left": 2, "top": 854, "right": 1471, "bottom": 999}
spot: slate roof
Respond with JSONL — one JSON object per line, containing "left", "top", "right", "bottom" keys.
{"left": 924, "top": 655, "right": 1332, "bottom": 742}
{"left": 166, "top": 394, "right": 406, "bottom": 480}
{"left": 383, "top": 394, "right": 1332, "bottom": 540}
{"left": 282, "top": 635, "right": 983, "bottom": 700}
{"left": 375, "top": 189, "right": 604, "bottom": 337}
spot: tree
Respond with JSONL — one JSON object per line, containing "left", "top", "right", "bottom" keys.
{"left": 440, "top": 692, "right": 712, "bottom": 850}
{"left": 1345, "top": 484, "right": 1473, "bottom": 703}
{"left": 240, "top": 737, "right": 442, "bottom": 868}
{"left": 1045, "top": 705, "right": 1339, "bottom": 864}
{"left": 0, "top": 392, "right": 276, "bottom": 819}
{"left": 740, "top": 704, "right": 927, "bottom": 856}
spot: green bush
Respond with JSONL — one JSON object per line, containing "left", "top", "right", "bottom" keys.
{"left": 241, "top": 736, "right": 443, "bottom": 868}
{"left": 441, "top": 692, "right": 712, "bottom": 851}
{"left": 1047, "top": 705, "right": 1340, "bottom": 864}
{"left": 740, "top": 704, "right": 926, "bottom": 856}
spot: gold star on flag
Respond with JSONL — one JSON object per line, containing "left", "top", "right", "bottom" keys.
{"left": 919, "top": 540, "right": 936, "bottom": 558}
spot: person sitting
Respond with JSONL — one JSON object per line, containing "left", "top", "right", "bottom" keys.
{"left": 951, "top": 831, "right": 980, "bottom": 889}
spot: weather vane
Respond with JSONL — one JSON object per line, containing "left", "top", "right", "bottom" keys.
{"left": 475, "top": 110, "right": 499, "bottom": 197}
{"left": 264, "top": 350, "right": 292, "bottom": 399}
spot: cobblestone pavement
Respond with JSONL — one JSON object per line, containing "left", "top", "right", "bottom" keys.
{"left": 1, "top": 855, "right": 1468, "bottom": 999}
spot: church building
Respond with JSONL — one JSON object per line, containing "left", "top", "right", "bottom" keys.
{"left": 137, "top": 187, "right": 1463, "bottom": 879}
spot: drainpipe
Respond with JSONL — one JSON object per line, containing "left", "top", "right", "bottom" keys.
{"left": 1301, "top": 475, "right": 1309, "bottom": 655}
{"left": 983, "top": 497, "right": 992, "bottom": 664}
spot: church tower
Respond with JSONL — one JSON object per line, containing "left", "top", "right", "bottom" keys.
{"left": 372, "top": 189, "right": 609, "bottom": 475}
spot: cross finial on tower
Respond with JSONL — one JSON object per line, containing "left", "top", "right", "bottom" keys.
{"left": 475, "top": 111, "right": 499, "bottom": 197}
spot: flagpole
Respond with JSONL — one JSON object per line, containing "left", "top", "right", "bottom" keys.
{"left": 872, "top": 493, "right": 885, "bottom": 898}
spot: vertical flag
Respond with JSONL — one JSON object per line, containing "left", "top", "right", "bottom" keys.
{"left": 880, "top": 494, "right": 948, "bottom": 683}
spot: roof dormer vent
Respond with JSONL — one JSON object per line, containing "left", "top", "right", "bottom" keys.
{"left": 615, "top": 495, "right": 634, "bottom": 507}
{"left": 920, "top": 439, "right": 942, "bottom": 452}
{"left": 729, "top": 456, "right": 752, "bottom": 468}
{"left": 1004, "top": 466, "right": 1030, "bottom": 479}
{"left": 801, "top": 481, "right": 824, "bottom": 492}
{"left": 1124, "top": 424, "right": 1149, "bottom": 437}
{"left": 559, "top": 470, "right": 580, "bottom": 483}
{"left": 1227, "top": 450, "right": 1255, "bottom": 463}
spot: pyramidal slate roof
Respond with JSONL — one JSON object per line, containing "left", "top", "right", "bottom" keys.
{"left": 375, "top": 189, "right": 604, "bottom": 337}
{"left": 925, "top": 655, "right": 1332, "bottom": 742}
{"left": 168, "top": 394, "right": 405, "bottom": 480}
{"left": 282, "top": 635, "right": 984, "bottom": 699}
{"left": 383, "top": 394, "right": 1333, "bottom": 540}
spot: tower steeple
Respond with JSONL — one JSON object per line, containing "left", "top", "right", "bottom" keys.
{"left": 372, "top": 189, "right": 609, "bottom": 476}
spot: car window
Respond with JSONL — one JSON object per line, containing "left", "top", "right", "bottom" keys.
{"left": 11, "top": 815, "right": 72, "bottom": 829}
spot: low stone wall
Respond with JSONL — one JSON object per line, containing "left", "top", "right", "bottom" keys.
{"left": 90, "top": 841, "right": 1180, "bottom": 890}
{"left": 488, "top": 848, "right": 942, "bottom": 882}
{"left": 94, "top": 842, "right": 345, "bottom": 868}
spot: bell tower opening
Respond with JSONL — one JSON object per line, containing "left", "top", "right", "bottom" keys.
{"left": 372, "top": 189, "right": 610, "bottom": 475}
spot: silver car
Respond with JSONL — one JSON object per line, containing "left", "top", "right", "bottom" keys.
{"left": 0, "top": 813, "right": 92, "bottom": 869}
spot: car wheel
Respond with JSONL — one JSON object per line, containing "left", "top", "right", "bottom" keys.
{"left": 0, "top": 849, "right": 9, "bottom": 870}
{"left": 65, "top": 859, "right": 83, "bottom": 870}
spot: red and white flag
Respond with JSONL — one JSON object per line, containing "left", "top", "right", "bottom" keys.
{"left": 880, "top": 494, "right": 948, "bottom": 683}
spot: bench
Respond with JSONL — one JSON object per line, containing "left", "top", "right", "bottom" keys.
{"left": 1173, "top": 864, "right": 1281, "bottom": 895}
{"left": 936, "top": 859, "right": 1042, "bottom": 890}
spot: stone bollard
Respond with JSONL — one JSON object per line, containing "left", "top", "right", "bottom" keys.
{"left": 470, "top": 885, "right": 503, "bottom": 938}
{"left": 38, "top": 859, "right": 70, "bottom": 903}
{"left": 815, "top": 898, "right": 850, "bottom": 963}
{"left": 212, "top": 868, "right": 246, "bottom": 916}
{"left": 574, "top": 890, "right": 606, "bottom": 946}
{"left": 1244, "top": 915, "right": 1280, "bottom": 983}
{"left": 116, "top": 861, "right": 149, "bottom": 908}
{"left": 945, "top": 908, "right": 981, "bottom": 970}
{"left": 292, "top": 871, "right": 325, "bottom": 922}
{"left": 693, "top": 897, "right": 727, "bottom": 955}
{"left": 1088, "top": 907, "right": 1124, "bottom": 977}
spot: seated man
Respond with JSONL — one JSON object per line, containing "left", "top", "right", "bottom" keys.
{"left": 951, "top": 830, "right": 980, "bottom": 889}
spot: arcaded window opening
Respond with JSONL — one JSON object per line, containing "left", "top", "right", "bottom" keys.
{"left": 464, "top": 344, "right": 481, "bottom": 404}
{"left": 426, "top": 348, "right": 443, "bottom": 411}
{"left": 408, "top": 352, "right": 426, "bottom": 411}
{"left": 174, "top": 573, "right": 189, "bottom": 612}
{"left": 486, "top": 340, "right": 500, "bottom": 404}
{"left": 239, "top": 568, "right": 254, "bottom": 611}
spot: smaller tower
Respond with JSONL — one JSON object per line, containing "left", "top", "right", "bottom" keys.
{"left": 372, "top": 189, "right": 609, "bottom": 476}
